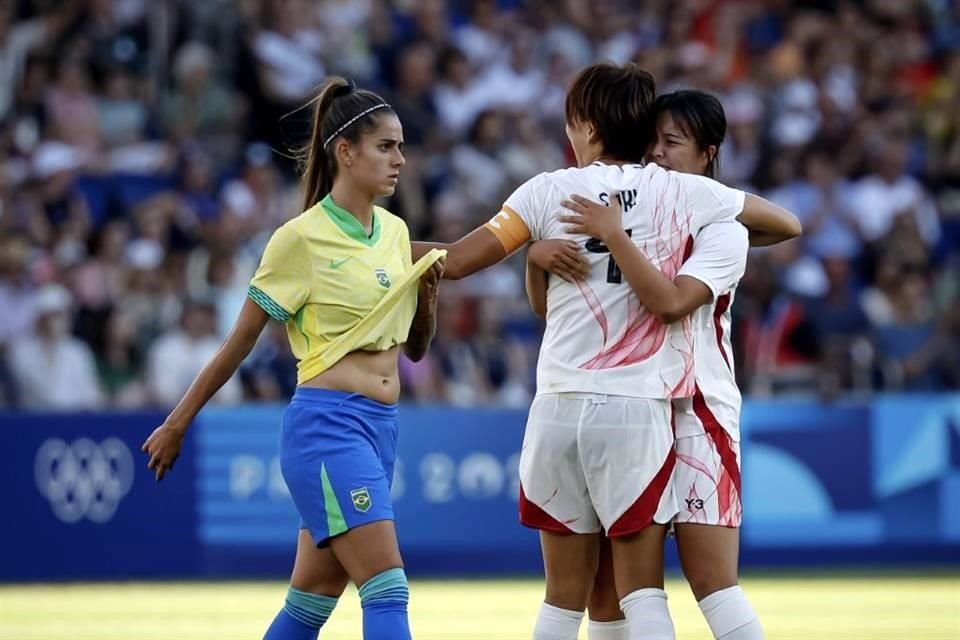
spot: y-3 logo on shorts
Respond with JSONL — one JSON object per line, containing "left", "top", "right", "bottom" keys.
{"left": 351, "top": 487, "right": 372, "bottom": 512}
{"left": 685, "top": 498, "right": 705, "bottom": 510}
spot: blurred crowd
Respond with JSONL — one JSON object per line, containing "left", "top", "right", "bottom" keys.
{"left": 0, "top": 0, "right": 958, "bottom": 410}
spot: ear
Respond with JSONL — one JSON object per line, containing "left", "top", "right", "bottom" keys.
{"left": 705, "top": 144, "right": 718, "bottom": 165}
{"left": 586, "top": 121, "right": 599, "bottom": 146}
{"left": 335, "top": 139, "right": 353, "bottom": 167}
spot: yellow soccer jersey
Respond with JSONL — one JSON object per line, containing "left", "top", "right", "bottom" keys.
{"left": 248, "top": 194, "right": 426, "bottom": 383}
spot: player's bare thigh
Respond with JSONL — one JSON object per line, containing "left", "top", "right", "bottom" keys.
{"left": 290, "top": 529, "right": 350, "bottom": 596}
{"left": 587, "top": 536, "right": 623, "bottom": 621}
{"left": 540, "top": 530, "right": 600, "bottom": 611}
{"left": 675, "top": 523, "right": 740, "bottom": 601}
{"left": 292, "top": 520, "right": 405, "bottom": 594}
{"left": 609, "top": 524, "right": 668, "bottom": 598}
{"left": 329, "top": 520, "right": 404, "bottom": 586}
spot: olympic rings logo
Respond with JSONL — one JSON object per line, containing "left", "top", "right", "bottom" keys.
{"left": 34, "top": 438, "right": 135, "bottom": 524}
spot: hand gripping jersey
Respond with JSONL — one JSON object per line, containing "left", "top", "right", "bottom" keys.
{"left": 485, "top": 162, "right": 745, "bottom": 399}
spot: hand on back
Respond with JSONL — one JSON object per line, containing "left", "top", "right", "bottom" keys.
{"left": 528, "top": 239, "right": 589, "bottom": 283}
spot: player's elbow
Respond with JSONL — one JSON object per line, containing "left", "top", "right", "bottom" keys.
{"left": 783, "top": 213, "right": 803, "bottom": 240}
{"left": 654, "top": 308, "right": 686, "bottom": 325}
{"left": 403, "top": 342, "right": 427, "bottom": 362}
{"left": 651, "top": 299, "right": 688, "bottom": 325}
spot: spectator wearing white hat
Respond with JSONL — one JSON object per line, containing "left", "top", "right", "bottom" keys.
{"left": 9, "top": 284, "right": 104, "bottom": 410}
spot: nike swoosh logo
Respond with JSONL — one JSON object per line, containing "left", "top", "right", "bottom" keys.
{"left": 330, "top": 257, "right": 352, "bottom": 269}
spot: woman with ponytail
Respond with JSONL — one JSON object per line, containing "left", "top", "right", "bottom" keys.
{"left": 141, "top": 77, "right": 445, "bottom": 640}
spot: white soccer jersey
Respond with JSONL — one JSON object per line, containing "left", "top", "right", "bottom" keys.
{"left": 675, "top": 221, "right": 749, "bottom": 440}
{"left": 489, "top": 162, "right": 746, "bottom": 399}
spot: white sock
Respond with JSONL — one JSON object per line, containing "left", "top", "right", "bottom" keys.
{"left": 619, "top": 588, "right": 675, "bottom": 640}
{"left": 587, "top": 618, "right": 629, "bottom": 640}
{"left": 697, "top": 585, "right": 764, "bottom": 639}
{"left": 533, "top": 602, "right": 584, "bottom": 640}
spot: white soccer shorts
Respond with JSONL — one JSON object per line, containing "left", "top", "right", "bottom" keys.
{"left": 672, "top": 397, "right": 742, "bottom": 527}
{"left": 518, "top": 392, "right": 679, "bottom": 536}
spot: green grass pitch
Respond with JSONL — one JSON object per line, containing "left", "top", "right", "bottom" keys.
{"left": 2, "top": 574, "right": 957, "bottom": 639}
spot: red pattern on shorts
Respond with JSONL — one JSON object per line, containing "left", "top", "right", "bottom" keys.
{"left": 690, "top": 388, "right": 742, "bottom": 526}
{"left": 518, "top": 485, "right": 576, "bottom": 534}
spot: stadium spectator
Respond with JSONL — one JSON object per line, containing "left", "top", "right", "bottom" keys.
{"left": 433, "top": 45, "right": 483, "bottom": 136}
{"left": 804, "top": 257, "right": 872, "bottom": 394}
{"left": 96, "top": 306, "right": 147, "bottom": 408}
{"left": 767, "top": 146, "right": 860, "bottom": 261}
{"left": 162, "top": 41, "right": 243, "bottom": 162}
{"left": 146, "top": 299, "right": 242, "bottom": 408}
{"left": 850, "top": 140, "right": 941, "bottom": 250}
{"left": 0, "top": 0, "right": 76, "bottom": 121}
{"left": 9, "top": 284, "right": 104, "bottom": 410}
{"left": 871, "top": 261, "right": 946, "bottom": 390}
{"left": 0, "top": 234, "right": 38, "bottom": 346}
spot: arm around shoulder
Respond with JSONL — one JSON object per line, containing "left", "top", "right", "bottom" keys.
{"left": 737, "top": 193, "right": 802, "bottom": 246}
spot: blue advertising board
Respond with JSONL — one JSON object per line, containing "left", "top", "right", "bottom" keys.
{"left": 195, "top": 405, "right": 541, "bottom": 575}
{"left": 0, "top": 411, "right": 197, "bottom": 580}
{"left": 739, "top": 395, "right": 960, "bottom": 565}
{"left": 1, "top": 394, "right": 958, "bottom": 581}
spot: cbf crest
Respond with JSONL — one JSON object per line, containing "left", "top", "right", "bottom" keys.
{"left": 375, "top": 268, "right": 391, "bottom": 289}
{"left": 350, "top": 487, "right": 372, "bottom": 512}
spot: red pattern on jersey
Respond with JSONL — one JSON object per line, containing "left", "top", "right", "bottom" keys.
{"left": 580, "top": 296, "right": 668, "bottom": 369}
{"left": 713, "top": 293, "right": 732, "bottom": 370}
{"left": 681, "top": 235, "right": 695, "bottom": 263}
{"left": 577, "top": 183, "right": 695, "bottom": 393}
{"left": 575, "top": 279, "right": 609, "bottom": 344}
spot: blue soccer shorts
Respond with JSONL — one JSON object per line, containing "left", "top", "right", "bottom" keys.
{"left": 280, "top": 387, "right": 399, "bottom": 547}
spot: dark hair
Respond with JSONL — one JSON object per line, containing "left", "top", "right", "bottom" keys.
{"left": 564, "top": 63, "right": 656, "bottom": 164}
{"left": 653, "top": 90, "right": 726, "bottom": 178}
{"left": 437, "top": 45, "right": 468, "bottom": 78}
{"left": 299, "top": 77, "right": 395, "bottom": 210}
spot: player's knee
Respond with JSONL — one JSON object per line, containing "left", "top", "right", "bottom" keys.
{"left": 289, "top": 574, "right": 349, "bottom": 598}
{"left": 683, "top": 563, "right": 738, "bottom": 602}
{"left": 359, "top": 567, "right": 409, "bottom": 610}
{"left": 587, "top": 568, "right": 622, "bottom": 621}
{"left": 284, "top": 586, "right": 339, "bottom": 627}
{"left": 587, "top": 588, "right": 623, "bottom": 622}
{"left": 545, "top": 572, "right": 594, "bottom": 611}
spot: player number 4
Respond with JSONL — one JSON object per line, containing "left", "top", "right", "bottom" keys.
{"left": 585, "top": 229, "right": 632, "bottom": 284}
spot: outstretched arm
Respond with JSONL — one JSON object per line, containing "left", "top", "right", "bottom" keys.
{"left": 412, "top": 227, "right": 508, "bottom": 280}
{"left": 142, "top": 299, "right": 269, "bottom": 480}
